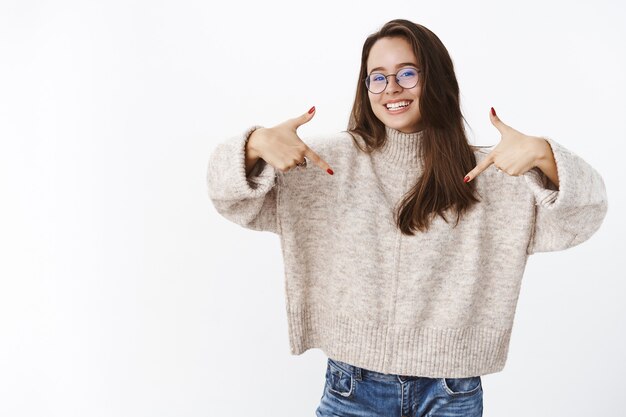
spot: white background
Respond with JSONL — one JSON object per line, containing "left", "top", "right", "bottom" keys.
{"left": 1, "top": 0, "right": 624, "bottom": 416}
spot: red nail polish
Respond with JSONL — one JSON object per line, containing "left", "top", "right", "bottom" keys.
{"left": 308, "top": 106, "right": 315, "bottom": 114}
{"left": 491, "top": 107, "right": 496, "bottom": 116}
{"left": 327, "top": 168, "right": 334, "bottom": 175}
{"left": 464, "top": 175, "right": 470, "bottom": 183}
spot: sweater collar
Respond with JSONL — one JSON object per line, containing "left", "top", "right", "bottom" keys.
{"left": 373, "top": 126, "right": 424, "bottom": 170}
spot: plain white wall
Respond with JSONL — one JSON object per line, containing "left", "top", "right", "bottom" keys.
{"left": 1, "top": 0, "right": 624, "bottom": 416}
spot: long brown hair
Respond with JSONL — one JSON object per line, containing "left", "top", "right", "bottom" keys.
{"left": 346, "top": 19, "right": 481, "bottom": 235}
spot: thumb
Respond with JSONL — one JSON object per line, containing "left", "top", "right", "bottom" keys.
{"left": 290, "top": 106, "right": 316, "bottom": 130}
{"left": 489, "top": 106, "right": 510, "bottom": 135}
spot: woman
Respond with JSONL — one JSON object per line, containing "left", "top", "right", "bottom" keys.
{"left": 207, "top": 19, "right": 607, "bottom": 417}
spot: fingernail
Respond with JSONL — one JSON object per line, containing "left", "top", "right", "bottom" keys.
{"left": 464, "top": 175, "right": 470, "bottom": 183}
{"left": 308, "top": 106, "right": 315, "bottom": 114}
{"left": 491, "top": 107, "right": 496, "bottom": 116}
{"left": 327, "top": 168, "right": 334, "bottom": 175}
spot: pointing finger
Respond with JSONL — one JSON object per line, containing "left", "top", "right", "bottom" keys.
{"left": 464, "top": 152, "right": 493, "bottom": 183}
{"left": 304, "top": 146, "right": 334, "bottom": 175}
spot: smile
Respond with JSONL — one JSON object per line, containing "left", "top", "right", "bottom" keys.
{"left": 384, "top": 100, "right": 412, "bottom": 113}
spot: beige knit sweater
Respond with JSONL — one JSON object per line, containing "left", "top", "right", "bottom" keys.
{"left": 206, "top": 125, "right": 608, "bottom": 377}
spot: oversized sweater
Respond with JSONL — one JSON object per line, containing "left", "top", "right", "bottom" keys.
{"left": 206, "top": 124, "right": 608, "bottom": 378}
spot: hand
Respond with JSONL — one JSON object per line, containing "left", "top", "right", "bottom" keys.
{"left": 463, "top": 107, "right": 550, "bottom": 183}
{"left": 247, "top": 107, "right": 334, "bottom": 175}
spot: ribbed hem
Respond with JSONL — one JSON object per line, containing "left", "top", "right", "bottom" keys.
{"left": 286, "top": 305, "right": 511, "bottom": 378}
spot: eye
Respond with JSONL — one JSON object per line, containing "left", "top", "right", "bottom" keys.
{"left": 399, "top": 68, "right": 417, "bottom": 78}
{"left": 372, "top": 74, "right": 385, "bottom": 82}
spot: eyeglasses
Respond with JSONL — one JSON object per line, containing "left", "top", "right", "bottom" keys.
{"left": 364, "top": 67, "right": 421, "bottom": 94}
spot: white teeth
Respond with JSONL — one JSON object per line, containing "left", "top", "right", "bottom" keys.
{"left": 385, "top": 101, "right": 411, "bottom": 109}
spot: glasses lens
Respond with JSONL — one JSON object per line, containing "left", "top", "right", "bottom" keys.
{"left": 397, "top": 68, "right": 419, "bottom": 89}
{"left": 366, "top": 73, "right": 387, "bottom": 94}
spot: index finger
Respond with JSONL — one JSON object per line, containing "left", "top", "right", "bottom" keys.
{"left": 304, "top": 146, "right": 334, "bottom": 175}
{"left": 464, "top": 153, "right": 493, "bottom": 183}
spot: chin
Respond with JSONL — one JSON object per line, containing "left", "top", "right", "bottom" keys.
{"left": 376, "top": 112, "right": 421, "bottom": 133}
{"left": 385, "top": 120, "right": 420, "bottom": 133}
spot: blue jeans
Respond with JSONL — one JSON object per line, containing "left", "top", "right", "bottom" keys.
{"left": 316, "top": 357, "right": 483, "bottom": 417}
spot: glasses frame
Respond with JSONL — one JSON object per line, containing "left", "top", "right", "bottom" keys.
{"left": 364, "top": 66, "right": 422, "bottom": 94}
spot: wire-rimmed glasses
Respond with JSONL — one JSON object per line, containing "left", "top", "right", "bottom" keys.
{"left": 364, "top": 66, "right": 421, "bottom": 94}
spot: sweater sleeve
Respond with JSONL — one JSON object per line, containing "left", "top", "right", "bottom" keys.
{"left": 523, "top": 137, "right": 607, "bottom": 255}
{"left": 206, "top": 125, "right": 280, "bottom": 234}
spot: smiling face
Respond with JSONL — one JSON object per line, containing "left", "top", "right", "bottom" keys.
{"left": 366, "top": 36, "right": 423, "bottom": 133}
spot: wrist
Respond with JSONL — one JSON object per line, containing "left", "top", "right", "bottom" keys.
{"left": 246, "top": 128, "right": 265, "bottom": 159}
{"left": 529, "top": 136, "right": 552, "bottom": 169}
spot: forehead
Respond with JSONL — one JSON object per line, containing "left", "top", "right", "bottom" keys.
{"left": 367, "top": 37, "right": 418, "bottom": 73}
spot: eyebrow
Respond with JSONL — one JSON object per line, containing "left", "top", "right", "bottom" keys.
{"left": 369, "top": 62, "right": 419, "bottom": 73}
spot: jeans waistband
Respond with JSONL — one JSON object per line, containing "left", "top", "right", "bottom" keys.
{"left": 328, "top": 357, "right": 436, "bottom": 383}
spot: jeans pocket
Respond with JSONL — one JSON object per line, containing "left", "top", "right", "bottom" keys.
{"left": 439, "top": 376, "right": 482, "bottom": 397}
{"left": 326, "top": 358, "right": 354, "bottom": 398}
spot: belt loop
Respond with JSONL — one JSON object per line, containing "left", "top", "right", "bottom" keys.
{"left": 354, "top": 365, "right": 362, "bottom": 381}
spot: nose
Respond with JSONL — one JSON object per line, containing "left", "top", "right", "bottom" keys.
{"left": 385, "top": 75, "right": 402, "bottom": 94}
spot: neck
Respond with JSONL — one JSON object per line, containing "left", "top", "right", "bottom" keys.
{"left": 372, "top": 125, "right": 424, "bottom": 170}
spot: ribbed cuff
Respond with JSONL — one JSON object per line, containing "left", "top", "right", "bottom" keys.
{"left": 207, "top": 125, "right": 276, "bottom": 201}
